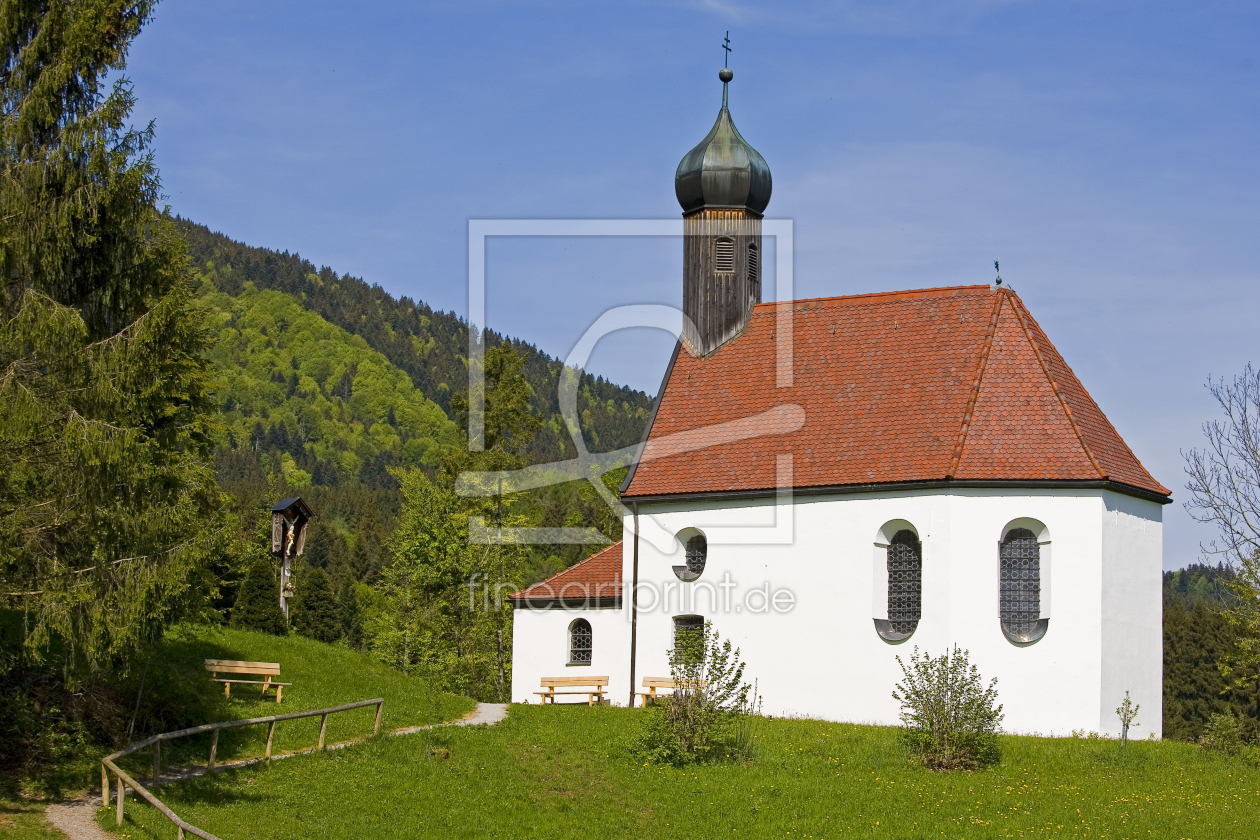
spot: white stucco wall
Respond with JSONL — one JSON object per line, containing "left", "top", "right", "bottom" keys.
{"left": 510, "top": 603, "right": 631, "bottom": 705}
{"left": 510, "top": 486, "right": 1164, "bottom": 735}
{"left": 1100, "top": 491, "right": 1164, "bottom": 739}
{"left": 625, "top": 487, "right": 1162, "bottom": 735}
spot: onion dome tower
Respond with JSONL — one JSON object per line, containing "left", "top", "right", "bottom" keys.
{"left": 676, "top": 61, "right": 772, "bottom": 356}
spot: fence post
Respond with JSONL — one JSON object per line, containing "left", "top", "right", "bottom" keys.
{"left": 374, "top": 700, "right": 383, "bottom": 735}
{"left": 116, "top": 775, "right": 125, "bottom": 826}
{"left": 208, "top": 729, "right": 219, "bottom": 770}
{"left": 266, "top": 720, "right": 277, "bottom": 759}
{"left": 101, "top": 763, "right": 108, "bottom": 808}
{"left": 318, "top": 713, "right": 329, "bottom": 750}
{"left": 178, "top": 827, "right": 186, "bottom": 840}
{"left": 152, "top": 739, "right": 161, "bottom": 786}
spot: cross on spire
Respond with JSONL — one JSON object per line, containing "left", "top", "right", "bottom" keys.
{"left": 722, "top": 31, "right": 732, "bottom": 67}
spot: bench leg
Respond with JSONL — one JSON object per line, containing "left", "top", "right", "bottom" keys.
{"left": 276, "top": 685, "right": 283, "bottom": 704}
{"left": 224, "top": 681, "right": 230, "bottom": 698}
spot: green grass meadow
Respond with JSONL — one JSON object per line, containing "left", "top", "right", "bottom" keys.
{"left": 102, "top": 704, "right": 1260, "bottom": 840}
{"left": 105, "top": 625, "right": 473, "bottom": 782}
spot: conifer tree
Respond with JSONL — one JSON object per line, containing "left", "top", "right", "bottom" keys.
{"left": 0, "top": 1, "right": 223, "bottom": 674}
{"left": 231, "top": 559, "right": 288, "bottom": 636}
{"left": 291, "top": 567, "right": 341, "bottom": 643}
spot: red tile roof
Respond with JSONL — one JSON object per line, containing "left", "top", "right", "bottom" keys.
{"left": 510, "top": 541, "right": 623, "bottom": 602}
{"left": 622, "top": 285, "right": 1169, "bottom": 500}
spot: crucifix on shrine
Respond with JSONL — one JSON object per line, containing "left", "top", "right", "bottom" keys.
{"left": 270, "top": 497, "right": 313, "bottom": 619}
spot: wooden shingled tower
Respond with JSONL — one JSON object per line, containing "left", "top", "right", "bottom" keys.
{"left": 675, "top": 56, "right": 772, "bottom": 357}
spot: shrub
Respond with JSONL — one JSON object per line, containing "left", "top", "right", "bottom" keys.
{"left": 230, "top": 559, "right": 288, "bottom": 635}
{"left": 893, "top": 646, "right": 1004, "bottom": 770}
{"left": 291, "top": 568, "right": 342, "bottom": 643}
{"left": 1200, "top": 711, "right": 1244, "bottom": 756}
{"left": 632, "top": 622, "right": 759, "bottom": 765}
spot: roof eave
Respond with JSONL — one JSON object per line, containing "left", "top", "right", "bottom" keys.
{"left": 623, "top": 477, "right": 1173, "bottom": 506}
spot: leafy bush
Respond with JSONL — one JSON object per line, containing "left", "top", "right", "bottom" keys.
{"left": 632, "top": 622, "right": 759, "bottom": 765}
{"left": 892, "top": 646, "right": 1004, "bottom": 770}
{"left": 1199, "top": 711, "right": 1244, "bottom": 756}
{"left": 231, "top": 559, "right": 288, "bottom": 635}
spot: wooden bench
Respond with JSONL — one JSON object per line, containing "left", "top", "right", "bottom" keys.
{"left": 204, "top": 659, "right": 292, "bottom": 703}
{"left": 534, "top": 676, "right": 609, "bottom": 705}
{"left": 634, "top": 677, "right": 707, "bottom": 707}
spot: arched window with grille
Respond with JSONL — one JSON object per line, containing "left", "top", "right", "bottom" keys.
{"left": 873, "top": 522, "right": 922, "bottom": 642}
{"left": 672, "top": 529, "right": 707, "bottom": 581}
{"left": 999, "top": 524, "right": 1049, "bottom": 644}
{"left": 569, "top": 618, "right": 592, "bottom": 664}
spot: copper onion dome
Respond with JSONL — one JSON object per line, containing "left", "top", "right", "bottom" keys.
{"left": 675, "top": 68, "right": 772, "bottom": 215}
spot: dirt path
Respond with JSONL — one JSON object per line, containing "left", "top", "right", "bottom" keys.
{"left": 44, "top": 703, "right": 509, "bottom": 839}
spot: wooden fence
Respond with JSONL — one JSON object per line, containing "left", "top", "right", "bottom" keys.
{"left": 100, "top": 698, "right": 385, "bottom": 839}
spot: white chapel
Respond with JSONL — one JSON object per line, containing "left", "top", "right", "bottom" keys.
{"left": 510, "top": 66, "right": 1168, "bottom": 738}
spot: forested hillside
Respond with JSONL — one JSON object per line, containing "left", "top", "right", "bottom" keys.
{"left": 1163, "top": 563, "right": 1259, "bottom": 741}
{"left": 179, "top": 220, "right": 654, "bottom": 463}
{"left": 186, "top": 230, "right": 640, "bottom": 628}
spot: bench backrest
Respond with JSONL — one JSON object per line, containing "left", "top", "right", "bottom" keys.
{"left": 540, "top": 676, "right": 609, "bottom": 688}
{"left": 642, "top": 676, "right": 705, "bottom": 690}
{"left": 204, "top": 659, "right": 281, "bottom": 677}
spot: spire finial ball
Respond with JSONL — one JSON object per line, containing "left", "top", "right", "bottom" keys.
{"left": 719, "top": 67, "right": 733, "bottom": 83}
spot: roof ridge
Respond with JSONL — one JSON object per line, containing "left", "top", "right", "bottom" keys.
{"left": 1008, "top": 295, "right": 1169, "bottom": 494}
{"left": 1004, "top": 291, "right": 1106, "bottom": 480}
{"left": 947, "top": 291, "right": 1006, "bottom": 478}
{"left": 754, "top": 284, "right": 992, "bottom": 311}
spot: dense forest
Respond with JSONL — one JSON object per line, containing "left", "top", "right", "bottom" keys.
{"left": 179, "top": 219, "right": 654, "bottom": 462}
{"left": 1163, "top": 563, "right": 1259, "bottom": 741}
{"left": 183, "top": 224, "right": 652, "bottom": 620}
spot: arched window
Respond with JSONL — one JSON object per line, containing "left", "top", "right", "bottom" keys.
{"left": 747, "top": 243, "right": 760, "bottom": 283}
{"left": 686, "top": 534, "right": 707, "bottom": 576}
{"left": 714, "top": 237, "right": 735, "bottom": 273}
{"left": 873, "top": 522, "right": 922, "bottom": 642}
{"left": 673, "top": 529, "right": 707, "bottom": 581}
{"left": 1000, "top": 527, "right": 1047, "bottom": 643}
{"left": 569, "top": 618, "right": 592, "bottom": 664}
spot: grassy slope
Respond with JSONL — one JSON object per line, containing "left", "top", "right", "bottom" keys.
{"left": 106, "top": 705, "right": 1259, "bottom": 839}
{"left": 0, "top": 801, "right": 60, "bottom": 839}
{"left": 107, "top": 626, "right": 473, "bottom": 781}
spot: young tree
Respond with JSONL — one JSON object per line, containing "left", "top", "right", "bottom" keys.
{"left": 634, "top": 622, "right": 757, "bottom": 765}
{"left": 290, "top": 567, "right": 341, "bottom": 643}
{"left": 369, "top": 468, "right": 498, "bottom": 699}
{"left": 0, "top": 1, "right": 224, "bottom": 675}
{"left": 231, "top": 559, "right": 288, "bottom": 636}
{"left": 1184, "top": 365, "right": 1260, "bottom": 689}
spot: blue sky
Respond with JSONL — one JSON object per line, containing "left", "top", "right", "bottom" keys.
{"left": 127, "top": 1, "right": 1260, "bottom": 569}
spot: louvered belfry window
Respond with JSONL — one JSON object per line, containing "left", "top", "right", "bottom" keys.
{"left": 714, "top": 237, "right": 735, "bottom": 273}
{"left": 747, "top": 243, "right": 759, "bottom": 282}
{"left": 887, "top": 530, "right": 923, "bottom": 635}
{"left": 569, "top": 619, "right": 592, "bottom": 664}
{"left": 1000, "top": 528, "right": 1040, "bottom": 638}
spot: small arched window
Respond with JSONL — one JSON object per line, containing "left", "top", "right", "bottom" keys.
{"left": 1000, "top": 527, "right": 1047, "bottom": 644}
{"left": 714, "top": 237, "right": 735, "bottom": 273}
{"left": 673, "top": 529, "right": 707, "bottom": 581}
{"left": 569, "top": 618, "right": 592, "bottom": 664}
{"left": 747, "top": 243, "right": 759, "bottom": 283}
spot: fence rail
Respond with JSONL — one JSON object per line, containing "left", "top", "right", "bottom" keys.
{"left": 100, "top": 698, "right": 384, "bottom": 840}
